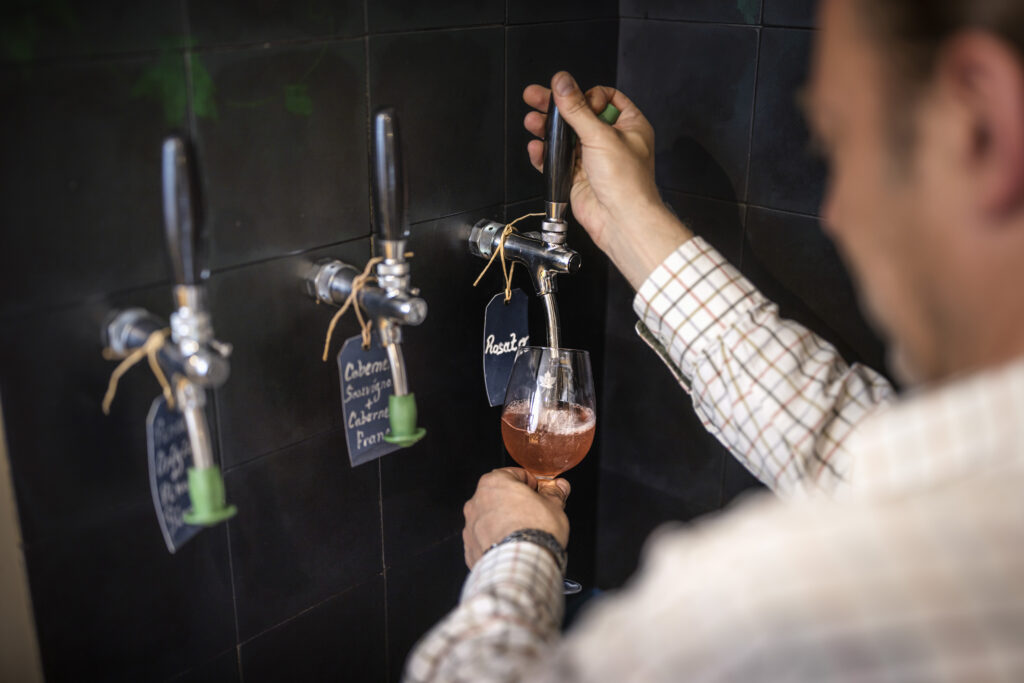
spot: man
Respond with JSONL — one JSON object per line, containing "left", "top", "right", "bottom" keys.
{"left": 406, "top": 0, "right": 1024, "bottom": 679}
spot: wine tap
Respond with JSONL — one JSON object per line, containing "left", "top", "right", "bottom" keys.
{"left": 104, "top": 136, "right": 236, "bottom": 526}
{"left": 469, "top": 95, "right": 618, "bottom": 349}
{"left": 305, "top": 107, "right": 427, "bottom": 447}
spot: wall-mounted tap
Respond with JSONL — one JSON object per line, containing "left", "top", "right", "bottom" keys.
{"left": 306, "top": 108, "right": 427, "bottom": 447}
{"left": 104, "top": 136, "right": 236, "bottom": 526}
{"left": 468, "top": 94, "right": 591, "bottom": 349}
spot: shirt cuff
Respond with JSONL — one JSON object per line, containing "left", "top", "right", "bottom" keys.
{"left": 461, "top": 540, "right": 565, "bottom": 628}
{"left": 633, "top": 236, "right": 763, "bottom": 379}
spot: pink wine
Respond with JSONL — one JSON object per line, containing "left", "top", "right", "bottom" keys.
{"left": 501, "top": 400, "right": 596, "bottom": 478}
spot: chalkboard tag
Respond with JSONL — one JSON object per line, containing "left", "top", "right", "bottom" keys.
{"left": 483, "top": 289, "right": 530, "bottom": 407}
{"left": 337, "top": 332, "right": 402, "bottom": 467}
{"left": 146, "top": 396, "right": 202, "bottom": 554}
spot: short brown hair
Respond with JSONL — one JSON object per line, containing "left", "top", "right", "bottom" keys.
{"left": 860, "top": 0, "right": 1024, "bottom": 150}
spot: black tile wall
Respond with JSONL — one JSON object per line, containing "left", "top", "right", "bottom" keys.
{"left": 0, "top": 58, "right": 172, "bottom": 318}
{"left": 618, "top": 18, "right": 759, "bottom": 202}
{"left": 195, "top": 41, "right": 369, "bottom": 269}
{"left": 209, "top": 241, "right": 368, "bottom": 469}
{"left": 369, "top": 28, "right": 503, "bottom": 224}
{"left": 238, "top": 575, "right": 387, "bottom": 682}
{"left": 188, "top": 0, "right": 364, "bottom": 46}
{"left": 24, "top": 504, "right": 234, "bottom": 682}
{"left": 0, "top": 3, "right": 181, "bottom": 63}
{"left": 507, "top": 0, "right": 617, "bottom": 24}
{"left": 620, "top": 0, "right": 762, "bottom": 24}
{"left": 763, "top": 0, "right": 819, "bottom": 28}
{"left": 506, "top": 20, "right": 618, "bottom": 203}
{"left": 0, "top": 1, "right": 879, "bottom": 677}
{"left": 747, "top": 28, "right": 825, "bottom": 215}
{"left": 386, "top": 535, "right": 467, "bottom": 681}
{"left": 368, "top": 0, "right": 504, "bottom": 33}
{"left": 224, "top": 428, "right": 382, "bottom": 641}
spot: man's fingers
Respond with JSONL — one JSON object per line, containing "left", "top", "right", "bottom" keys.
{"left": 527, "top": 139, "right": 544, "bottom": 172}
{"left": 537, "top": 478, "right": 571, "bottom": 508}
{"left": 523, "top": 84, "right": 551, "bottom": 112}
{"left": 550, "top": 71, "right": 609, "bottom": 144}
{"left": 524, "top": 110, "right": 546, "bottom": 138}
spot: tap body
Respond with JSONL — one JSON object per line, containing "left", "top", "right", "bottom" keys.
{"left": 468, "top": 219, "right": 579, "bottom": 348}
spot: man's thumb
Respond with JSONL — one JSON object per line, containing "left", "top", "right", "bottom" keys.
{"left": 538, "top": 478, "right": 571, "bottom": 507}
{"left": 551, "top": 71, "right": 606, "bottom": 143}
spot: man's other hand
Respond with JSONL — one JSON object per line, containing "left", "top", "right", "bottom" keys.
{"left": 462, "top": 468, "right": 570, "bottom": 569}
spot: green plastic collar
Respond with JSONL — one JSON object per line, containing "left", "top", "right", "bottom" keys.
{"left": 183, "top": 466, "right": 237, "bottom": 526}
{"left": 383, "top": 393, "right": 427, "bottom": 447}
{"left": 598, "top": 103, "right": 621, "bottom": 125}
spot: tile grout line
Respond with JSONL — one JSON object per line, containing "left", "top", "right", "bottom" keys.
{"left": 739, "top": 21, "right": 763, "bottom": 275}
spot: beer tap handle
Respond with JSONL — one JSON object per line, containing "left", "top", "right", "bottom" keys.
{"left": 162, "top": 136, "right": 204, "bottom": 287}
{"left": 371, "top": 108, "right": 409, "bottom": 244}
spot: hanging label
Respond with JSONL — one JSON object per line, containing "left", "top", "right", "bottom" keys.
{"left": 337, "top": 332, "right": 402, "bottom": 467}
{"left": 483, "top": 289, "right": 530, "bottom": 406}
{"left": 146, "top": 396, "right": 201, "bottom": 554}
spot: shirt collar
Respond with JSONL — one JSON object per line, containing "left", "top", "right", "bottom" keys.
{"left": 845, "top": 356, "right": 1024, "bottom": 499}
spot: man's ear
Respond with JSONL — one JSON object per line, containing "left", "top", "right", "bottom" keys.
{"left": 937, "top": 32, "right": 1024, "bottom": 217}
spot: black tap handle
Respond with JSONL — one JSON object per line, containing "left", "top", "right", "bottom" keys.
{"left": 372, "top": 108, "right": 409, "bottom": 242}
{"left": 544, "top": 93, "right": 577, "bottom": 209}
{"left": 161, "top": 136, "right": 203, "bottom": 286}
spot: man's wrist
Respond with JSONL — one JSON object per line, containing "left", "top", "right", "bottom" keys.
{"left": 488, "top": 528, "right": 568, "bottom": 575}
{"left": 608, "top": 202, "right": 694, "bottom": 290}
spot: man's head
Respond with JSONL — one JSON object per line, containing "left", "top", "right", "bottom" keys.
{"left": 807, "top": 0, "right": 1024, "bottom": 384}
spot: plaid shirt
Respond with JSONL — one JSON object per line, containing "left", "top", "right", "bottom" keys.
{"left": 405, "top": 237, "right": 1024, "bottom": 682}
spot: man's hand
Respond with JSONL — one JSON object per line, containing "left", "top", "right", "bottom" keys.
{"left": 462, "top": 468, "right": 570, "bottom": 569}
{"left": 523, "top": 71, "right": 693, "bottom": 289}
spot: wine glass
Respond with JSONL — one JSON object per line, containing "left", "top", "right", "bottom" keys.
{"left": 501, "top": 346, "right": 596, "bottom": 594}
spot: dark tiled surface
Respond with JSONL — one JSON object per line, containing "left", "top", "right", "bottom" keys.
{"left": 620, "top": 0, "right": 762, "bottom": 24}
{"left": 661, "top": 191, "right": 745, "bottom": 265}
{"left": 196, "top": 41, "right": 369, "bottom": 269}
{"left": 369, "top": 28, "right": 503, "bottom": 225}
{"left": 0, "top": 287, "right": 177, "bottom": 543}
{"left": 209, "top": 241, "right": 369, "bottom": 468}
{"left": 188, "top": 0, "right": 363, "bottom": 46}
{"left": 368, "top": 0, "right": 503, "bottom": 33}
{"left": 507, "top": 0, "right": 616, "bottom": 23}
{"left": 0, "top": 58, "right": 172, "bottom": 318}
{"left": 506, "top": 20, "right": 618, "bottom": 203}
{"left": 239, "top": 575, "right": 386, "bottom": 683}
{"left": 224, "top": 428, "right": 382, "bottom": 641}
{"left": 600, "top": 268, "right": 726, "bottom": 508}
{"left": 403, "top": 206, "right": 506, "bottom": 400}
{"left": 0, "top": 2, "right": 181, "bottom": 63}
{"left": 721, "top": 453, "right": 766, "bottom": 506}
{"left": 747, "top": 28, "right": 825, "bottom": 215}
{"left": 386, "top": 536, "right": 467, "bottom": 682}
{"left": 742, "top": 206, "right": 888, "bottom": 372}
{"left": 168, "top": 649, "right": 240, "bottom": 683}
{"left": 24, "top": 504, "right": 234, "bottom": 683}
{"left": 618, "top": 19, "right": 758, "bottom": 202}
{"left": 595, "top": 469, "right": 720, "bottom": 589}
{"left": 380, "top": 388, "right": 503, "bottom": 568}
{"left": 763, "top": 0, "right": 819, "bottom": 28}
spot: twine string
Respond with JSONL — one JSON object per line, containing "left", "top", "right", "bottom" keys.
{"left": 321, "top": 251, "right": 416, "bottom": 360}
{"left": 101, "top": 328, "right": 174, "bottom": 415}
{"left": 472, "top": 213, "right": 544, "bottom": 303}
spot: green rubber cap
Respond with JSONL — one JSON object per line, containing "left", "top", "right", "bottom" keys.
{"left": 383, "top": 393, "right": 426, "bottom": 447}
{"left": 182, "top": 466, "right": 237, "bottom": 526}
{"left": 598, "top": 103, "right": 620, "bottom": 124}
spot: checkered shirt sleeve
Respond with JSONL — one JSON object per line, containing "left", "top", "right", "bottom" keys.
{"left": 633, "top": 237, "right": 894, "bottom": 498}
